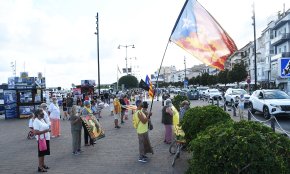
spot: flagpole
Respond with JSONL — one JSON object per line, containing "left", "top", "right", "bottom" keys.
{"left": 149, "top": 40, "right": 170, "bottom": 113}
{"left": 117, "top": 65, "right": 119, "bottom": 91}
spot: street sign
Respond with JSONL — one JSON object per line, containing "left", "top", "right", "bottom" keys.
{"left": 184, "top": 80, "right": 188, "bottom": 87}
{"left": 278, "top": 57, "right": 290, "bottom": 78}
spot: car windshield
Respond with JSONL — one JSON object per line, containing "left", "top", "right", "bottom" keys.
{"left": 264, "top": 91, "right": 290, "bottom": 99}
{"left": 232, "top": 90, "right": 247, "bottom": 95}
{"left": 209, "top": 89, "right": 219, "bottom": 93}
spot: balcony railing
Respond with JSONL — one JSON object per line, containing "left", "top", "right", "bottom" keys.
{"left": 271, "top": 52, "right": 290, "bottom": 61}
{"left": 271, "top": 33, "right": 290, "bottom": 45}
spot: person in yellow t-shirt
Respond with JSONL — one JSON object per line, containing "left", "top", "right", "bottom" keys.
{"left": 135, "top": 100, "right": 153, "bottom": 163}
{"left": 113, "top": 95, "right": 121, "bottom": 129}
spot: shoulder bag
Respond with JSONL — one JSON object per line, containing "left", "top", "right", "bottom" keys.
{"left": 38, "top": 134, "right": 47, "bottom": 151}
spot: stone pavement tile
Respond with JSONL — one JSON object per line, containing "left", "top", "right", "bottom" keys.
{"left": 0, "top": 100, "right": 189, "bottom": 174}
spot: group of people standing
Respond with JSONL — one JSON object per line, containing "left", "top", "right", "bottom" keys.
{"left": 30, "top": 93, "right": 107, "bottom": 172}
{"left": 30, "top": 89, "right": 191, "bottom": 171}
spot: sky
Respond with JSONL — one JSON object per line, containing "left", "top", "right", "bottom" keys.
{"left": 0, "top": 0, "right": 289, "bottom": 89}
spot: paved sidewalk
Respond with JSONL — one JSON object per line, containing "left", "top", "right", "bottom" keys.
{"left": 0, "top": 100, "right": 189, "bottom": 174}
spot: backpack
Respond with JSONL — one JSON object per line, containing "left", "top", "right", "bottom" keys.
{"left": 132, "top": 110, "right": 140, "bottom": 129}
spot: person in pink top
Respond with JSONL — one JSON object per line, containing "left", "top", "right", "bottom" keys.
{"left": 48, "top": 97, "right": 61, "bottom": 137}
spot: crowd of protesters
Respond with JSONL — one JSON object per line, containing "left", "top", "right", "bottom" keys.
{"left": 28, "top": 88, "right": 191, "bottom": 172}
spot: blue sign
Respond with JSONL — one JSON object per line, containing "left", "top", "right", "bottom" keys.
{"left": 4, "top": 90, "right": 17, "bottom": 119}
{"left": 184, "top": 80, "right": 188, "bottom": 87}
{"left": 279, "top": 58, "right": 290, "bottom": 78}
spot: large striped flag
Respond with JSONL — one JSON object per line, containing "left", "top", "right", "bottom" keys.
{"left": 170, "top": 0, "right": 237, "bottom": 70}
{"left": 145, "top": 75, "right": 154, "bottom": 99}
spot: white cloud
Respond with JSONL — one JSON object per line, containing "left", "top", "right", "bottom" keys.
{"left": 0, "top": 0, "right": 289, "bottom": 88}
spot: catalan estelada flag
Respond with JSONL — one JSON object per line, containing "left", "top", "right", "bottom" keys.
{"left": 170, "top": 0, "right": 237, "bottom": 70}
{"left": 145, "top": 75, "right": 154, "bottom": 99}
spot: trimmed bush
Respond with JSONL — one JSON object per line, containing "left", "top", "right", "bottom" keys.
{"left": 181, "top": 105, "right": 231, "bottom": 143}
{"left": 172, "top": 95, "right": 189, "bottom": 111}
{"left": 187, "top": 121, "right": 290, "bottom": 174}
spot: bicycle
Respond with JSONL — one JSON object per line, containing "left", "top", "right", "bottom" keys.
{"left": 169, "top": 125, "right": 186, "bottom": 166}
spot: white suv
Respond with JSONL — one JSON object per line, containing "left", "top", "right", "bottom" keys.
{"left": 249, "top": 89, "right": 290, "bottom": 119}
{"left": 206, "top": 89, "right": 222, "bottom": 100}
{"left": 224, "top": 88, "right": 250, "bottom": 106}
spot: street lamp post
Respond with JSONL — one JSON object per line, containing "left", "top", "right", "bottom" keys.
{"left": 252, "top": 3, "right": 257, "bottom": 90}
{"left": 118, "top": 44, "right": 135, "bottom": 75}
{"left": 94, "top": 13, "right": 101, "bottom": 95}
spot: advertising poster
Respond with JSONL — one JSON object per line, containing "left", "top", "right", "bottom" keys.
{"left": 8, "top": 77, "right": 15, "bottom": 89}
{"left": 4, "top": 90, "right": 17, "bottom": 119}
{"left": 0, "top": 89, "right": 4, "bottom": 105}
{"left": 4, "top": 90, "right": 17, "bottom": 104}
{"left": 19, "top": 106, "right": 34, "bottom": 118}
{"left": 81, "top": 80, "right": 96, "bottom": 86}
{"left": 4, "top": 103, "right": 17, "bottom": 119}
{"left": 73, "top": 88, "right": 81, "bottom": 95}
{"left": 19, "top": 90, "right": 33, "bottom": 103}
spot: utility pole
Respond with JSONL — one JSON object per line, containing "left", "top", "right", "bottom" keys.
{"left": 94, "top": 13, "right": 101, "bottom": 95}
{"left": 252, "top": 3, "right": 257, "bottom": 90}
{"left": 184, "top": 56, "right": 186, "bottom": 80}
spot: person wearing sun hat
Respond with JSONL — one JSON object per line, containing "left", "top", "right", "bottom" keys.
{"left": 39, "top": 103, "right": 51, "bottom": 127}
{"left": 162, "top": 99, "right": 174, "bottom": 144}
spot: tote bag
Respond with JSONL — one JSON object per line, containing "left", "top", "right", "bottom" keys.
{"left": 38, "top": 134, "right": 47, "bottom": 151}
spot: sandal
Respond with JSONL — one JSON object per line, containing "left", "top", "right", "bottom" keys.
{"left": 43, "top": 165, "right": 49, "bottom": 169}
{"left": 38, "top": 167, "right": 47, "bottom": 172}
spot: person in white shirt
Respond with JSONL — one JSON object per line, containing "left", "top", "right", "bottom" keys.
{"left": 33, "top": 108, "right": 51, "bottom": 172}
{"left": 39, "top": 103, "right": 51, "bottom": 127}
{"left": 48, "top": 97, "right": 61, "bottom": 138}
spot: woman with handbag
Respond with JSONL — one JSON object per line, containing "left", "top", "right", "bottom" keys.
{"left": 33, "top": 108, "right": 51, "bottom": 172}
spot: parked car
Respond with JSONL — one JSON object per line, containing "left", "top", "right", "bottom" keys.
{"left": 207, "top": 89, "right": 223, "bottom": 100}
{"left": 187, "top": 90, "right": 199, "bottom": 100}
{"left": 197, "top": 86, "right": 209, "bottom": 98}
{"left": 248, "top": 89, "right": 290, "bottom": 119}
{"left": 224, "top": 88, "right": 250, "bottom": 106}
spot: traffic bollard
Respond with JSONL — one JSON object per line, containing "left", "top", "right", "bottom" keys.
{"left": 248, "top": 109, "right": 251, "bottom": 121}
{"left": 224, "top": 103, "right": 226, "bottom": 111}
{"left": 217, "top": 99, "right": 219, "bottom": 107}
{"left": 233, "top": 106, "right": 236, "bottom": 116}
{"left": 211, "top": 99, "right": 214, "bottom": 105}
{"left": 271, "top": 116, "right": 275, "bottom": 132}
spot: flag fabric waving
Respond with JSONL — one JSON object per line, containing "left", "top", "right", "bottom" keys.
{"left": 145, "top": 75, "right": 154, "bottom": 99}
{"left": 139, "top": 79, "right": 150, "bottom": 91}
{"left": 170, "top": 0, "right": 237, "bottom": 70}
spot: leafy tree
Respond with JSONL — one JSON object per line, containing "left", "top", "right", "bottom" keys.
{"left": 200, "top": 73, "right": 210, "bottom": 86}
{"left": 188, "top": 76, "right": 195, "bottom": 85}
{"left": 195, "top": 75, "right": 201, "bottom": 86}
{"left": 230, "top": 61, "right": 247, "bottom": 86}
{"left": 118, "top": 75, "right": 138, "bottom": 89}
{"left": 218, "top": 69, "right": 229, "bottom": 86}
{"left": 172, "top": 95, "right": 189, "bottom": 111}
{"left": 208, "top": 75, "right": 217, "bottom": 86}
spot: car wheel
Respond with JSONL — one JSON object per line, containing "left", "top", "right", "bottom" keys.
{"left": 263, "top": 106, "right": 270, "bottom": 119}
{"left": 249, "top": 103, "right": 256, "bottom": 114}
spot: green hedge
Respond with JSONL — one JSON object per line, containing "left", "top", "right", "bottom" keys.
{"left": 187, "top": 121, "right": 290, "bottom": 174}
{"left": 181, "top": 105, "right": 231, "bottom": 143}
{"left": 172, "top": 95, "right": 189, "bottom": 111}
